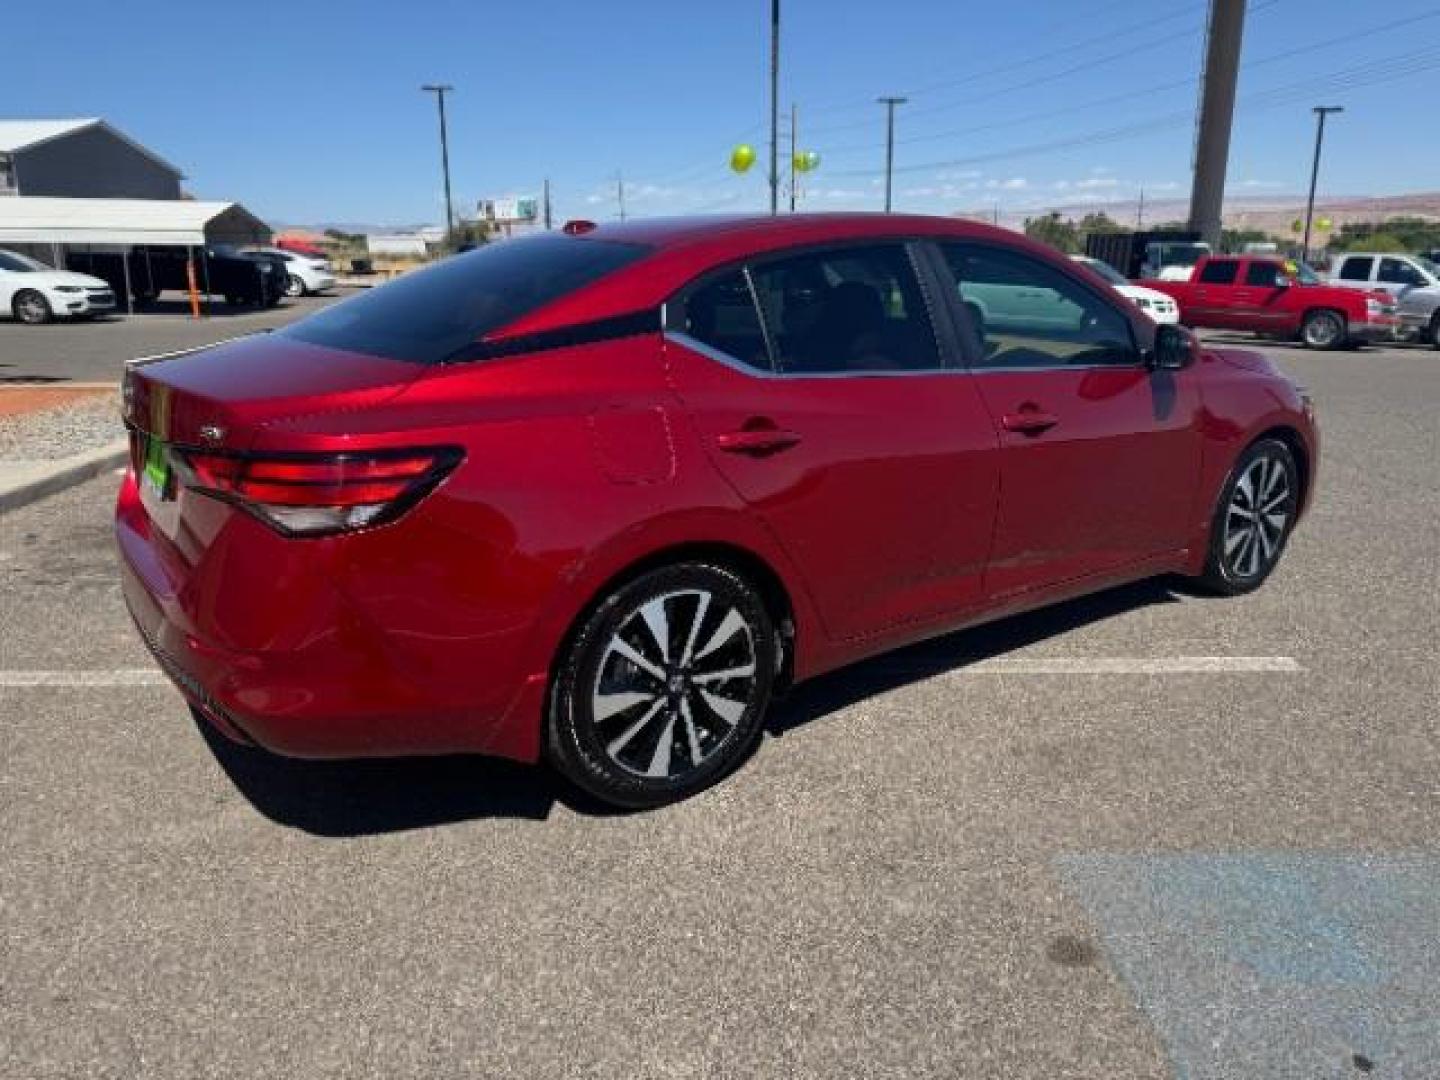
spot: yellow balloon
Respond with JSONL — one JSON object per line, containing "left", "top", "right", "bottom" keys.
{"left": 730, "top": 144, "right": 757, "bottom": 174}
{"left": 1317, "top": 217, "right": 1333, "bottom": 230}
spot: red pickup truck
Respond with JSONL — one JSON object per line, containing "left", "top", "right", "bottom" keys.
{"left": 1144, "top": 255, "right": 1398, "bottom": 349}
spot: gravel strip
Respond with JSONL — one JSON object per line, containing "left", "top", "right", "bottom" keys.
{"left": 0, "top": 393, "right": 124, "bottom": 461}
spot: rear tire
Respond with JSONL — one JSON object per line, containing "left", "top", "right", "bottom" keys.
{"left": 1300, "top": 309, "right": 1345, "bottom": 350}
{"left": 1194, "top": 438, "right": 1299, "bottom": 596}
{"left": 12, "top": 290, "right": 52, "bottom": 325}
{"left": 1430, "top": 311, "right": 1440, "bottom": 350}
{"left": 546, "top": 563, "right": 776, "bottom": 809}
{"left": 284, "top": 274, "right": 307, "bottom": 298}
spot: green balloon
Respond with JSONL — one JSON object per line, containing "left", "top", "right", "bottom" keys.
{"left": 730, "top": 144, "right": 757, "bottom": 174}
{"left": 796, "top": 150, "right": 821, "bottom": 173}
{"left": 1291, "top": 218, "right": 1304, "bottom": 233}
{"left": 1317, "top": 216, "right": 1333, "bottom": 230}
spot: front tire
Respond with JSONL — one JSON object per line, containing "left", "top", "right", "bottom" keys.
{"left": 284, "top": 274, "right": 307, "bottom": 298}
{"left": 1300, "top": 309, "right": 1345, "bottom": 350}
{"left": 1195, "top": 438, "right": 1299, "bottom": 595}
{"left": 546, "top": 563, "right": 777, "bottom": 809}
{"left": 12, "top": 290, "right": 52, "bottom": 325}
{"left": 1429, "top": 311, "right": 1440, "bottom": 351}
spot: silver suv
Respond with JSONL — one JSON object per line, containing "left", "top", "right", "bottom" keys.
{"left": 1329, "top": 252, "right": 1440, "bottom": 348}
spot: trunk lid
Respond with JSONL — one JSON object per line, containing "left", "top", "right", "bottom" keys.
{"left": 123, "top": 331, "right": 426, "bottom": 448}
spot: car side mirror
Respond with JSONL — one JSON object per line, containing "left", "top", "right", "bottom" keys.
{"left": 1150, "top": 324, "right": 1196, "bottom": 371}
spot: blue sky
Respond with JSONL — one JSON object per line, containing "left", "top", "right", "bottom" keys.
{"left": 5, "top": 0, "right": 1436, "bottom": 227}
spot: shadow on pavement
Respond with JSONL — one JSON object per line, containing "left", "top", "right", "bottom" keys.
{"left": 768, "top": 577, "right": 1185, "bottom": 736}
{"left": 200, "top": 578, "right": 1185, "bottom": 835}
{"left": 196, "top": 716, "right": 562, "bottom": 836}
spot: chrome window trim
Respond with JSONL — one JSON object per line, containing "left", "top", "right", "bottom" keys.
{"left": 664, "top": 330, "right": 956, "bottom": 381}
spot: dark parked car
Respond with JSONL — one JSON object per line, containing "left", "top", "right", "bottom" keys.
{"left": 118, "top": 213, "right": 1318, "bottom": 808}
{"left": 67, "top": 246, "right": 284, "bottom": 308}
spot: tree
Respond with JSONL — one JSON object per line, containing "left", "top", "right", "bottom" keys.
{"left": 1023, "top": 212, "right": 1080, "bottom": 253}
{"left": 1221, "top": 228, "right": 1271, "bottom": 253}
{"left": 1078, "top": 211, "right": 1123, "bottom": 236}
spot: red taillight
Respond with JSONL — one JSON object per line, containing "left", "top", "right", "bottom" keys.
{"left": 177, "top": 447, "right": 462, "bottom": 537}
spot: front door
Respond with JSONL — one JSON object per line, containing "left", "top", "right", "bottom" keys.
{"left": 665, "top": 243, "right": 1000, "bottom": 641}
{"left": 937, "top": 241, "right": 1205, "bottom": 599}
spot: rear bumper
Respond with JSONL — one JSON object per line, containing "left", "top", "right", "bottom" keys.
{"left": 114, "top": 470, "right": 544, "bottom": 762}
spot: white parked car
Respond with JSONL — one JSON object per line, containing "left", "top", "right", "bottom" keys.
{"left": 1328, "top": 251, "right": 1440, "bottom": 348}
{"left": 243, "top": 247, "right": 337, "bottom": 297}
{"left": 1071, "top": 255, "right": 1181, "bottom": 324}
{"left": 0, "top": 249, "right": 117, "bottom": 324}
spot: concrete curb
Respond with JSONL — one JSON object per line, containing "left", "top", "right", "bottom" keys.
{"left": 0, "top": 439, "right": 129, "bottom": 515}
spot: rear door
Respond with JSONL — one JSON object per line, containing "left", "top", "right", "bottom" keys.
{"left": 1189, "top": 258, "right": 1243, "bottom": 327}
{"left": 935, "top": 240, "right": 1205, "bottom": 598}
{"left": 665, "top": 242, "right": 1001, "bottom": 641}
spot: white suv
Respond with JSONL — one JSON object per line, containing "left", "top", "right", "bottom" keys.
{"left": 1329, "top": 252, "right": 1440, "bottom": 348}
{"left": 244, "top": 247, "right": 337, "bottom": 298}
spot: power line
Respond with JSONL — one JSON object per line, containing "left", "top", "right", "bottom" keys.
{"left": 821, "top": 47, "right": 1434, "bottom": 180}
{"left": 813, "top": 8, "right": 1440, "bottom": 160}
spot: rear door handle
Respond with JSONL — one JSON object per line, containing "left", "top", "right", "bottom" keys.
{"left": 1000, "top": 410, "right": 1059, "bottom": 435}
{"left": 716, "top": 428, "right": 803, "bottom": 455}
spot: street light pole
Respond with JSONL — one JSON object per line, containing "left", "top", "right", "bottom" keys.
{"left": 1302, "top": 105, "right": 1343, "bottom": 263}
{"left": 769, "top": 0, "right": 780, "bottom": 215}
{"left": 877, "top": 96, "right": 907, "bottom": 213}
{"left": 421, "top": 84, "right": 456, "bottom": 242}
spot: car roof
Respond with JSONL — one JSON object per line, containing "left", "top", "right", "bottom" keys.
{"left": 492, "top": 212, "right": 1076, "bottom": 341}
{"left": 572, "top": 211, "right": 1005, "bottom": 251}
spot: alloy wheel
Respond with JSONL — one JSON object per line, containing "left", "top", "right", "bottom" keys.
{"left": 14, "top": 291, "right": 50, "bottom": 324}
{"left": 1222, "top": 453, "right": 1291, "bottom": 581}
{"left": 1302, "top": 312, "right": 1341, "bottom": 348}
{"left": 590, "top": 588, "right": 758, "bottom": 780}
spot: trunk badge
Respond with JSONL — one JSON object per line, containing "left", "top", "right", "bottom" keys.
{"left": 199, "top": 424, "right": 226, "bottom": 444}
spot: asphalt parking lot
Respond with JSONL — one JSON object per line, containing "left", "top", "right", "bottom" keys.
{"left": 0, "top": 293, "right": 344, "bottom": 384}
{"left": 1, "top": 339, "right": 1437, "bottom": 1078}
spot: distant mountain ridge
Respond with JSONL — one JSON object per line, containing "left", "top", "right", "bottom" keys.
{"left": 955, "top": 191, "right": 1440, "bottom": 236}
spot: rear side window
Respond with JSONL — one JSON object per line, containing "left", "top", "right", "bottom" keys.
{"left": 1244, "top": 261, "right": 1280, "bottom": 287}
{"left": 682, "top": 271, "right": 771, "bottom": 372}
{"left": 1338, "top": 257, "right": 1373, "bottom": 281}
{"left": 282, "top": 236, "right": 649, "bottom": 363}
{"left": 1198, "top": 260, "right": 1239, "bottom": 284}
{"left": 748, "top": 245, "right": 941, "bottom": 374}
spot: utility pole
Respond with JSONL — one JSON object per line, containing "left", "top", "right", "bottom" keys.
{"left": 421, "top": 84, "right": 456, "bottom": 242}
{"left": 1187, "top": 0, "right": 1246, "bottom": 248}
{"left": 1137, "top": 187, "right": 1146, "bottom": 229}
{"left": 616, "top": 173, "right": 626, "bottom": 221}
{"left": 878, "top": 96, "right": 907, "bottom": 213}
{"left": 543, "top": 178, "right": 552, "bottom": 230}
{"left": 769, "top": 0, "right": 780, "bottom": 215}
{"left": 1302, "top": 106, "right": 1343, "bottom": 262}
{"left": 789, "top": 103, "right": 798, "bottom": 212}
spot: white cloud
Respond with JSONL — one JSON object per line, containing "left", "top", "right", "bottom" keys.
{"left": 1076, "top": 176, "right": 1119, "bottom": 190}
{"left": 984, "top": 176, "right": 1027, "bottom": 190}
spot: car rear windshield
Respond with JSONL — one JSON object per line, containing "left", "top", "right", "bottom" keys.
{"left": 281, "top": 235, "right": 650, "bottom": 363}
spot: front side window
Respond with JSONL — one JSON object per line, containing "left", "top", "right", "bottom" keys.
{"left": 1338, "top": 256, "right": 1374, "bottom": 281}
{"left": 1378, "top": 258, "right": 1424, "bottom": 286}
{"left": 0, "top": 250, "right": 49, "bottom": 272}
{"left": 747, "top": 245, "right": 941, "bottom": 374}
{"left": 941, "top": 243, "right": 1137, "bottom": 369}
{"left": 1245, "top": 261, "right": 1281, "bottom": 287}
{"left": 1198, "top": 260, "right": 1239, "bottom": 284}
{"left": 283, "top": 235, "right": 650, "bottom": 364}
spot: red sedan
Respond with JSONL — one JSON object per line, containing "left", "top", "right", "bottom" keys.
{"left": 117, "top": 214, "right": 1318, "bottom": 808}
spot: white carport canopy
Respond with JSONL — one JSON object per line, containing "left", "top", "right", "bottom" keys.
{"left": 0, "top": 197, "right": 270, "bottom": 246}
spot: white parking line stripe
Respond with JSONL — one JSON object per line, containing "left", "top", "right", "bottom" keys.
{"left": 0, "top": 656, "right": 1303, "bottom": 689}
{"left": 0, "top": 669, "right": 169, "bottom": 687}
{"left": 883, "top": 656, "right": 1305, "bottom": 676}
